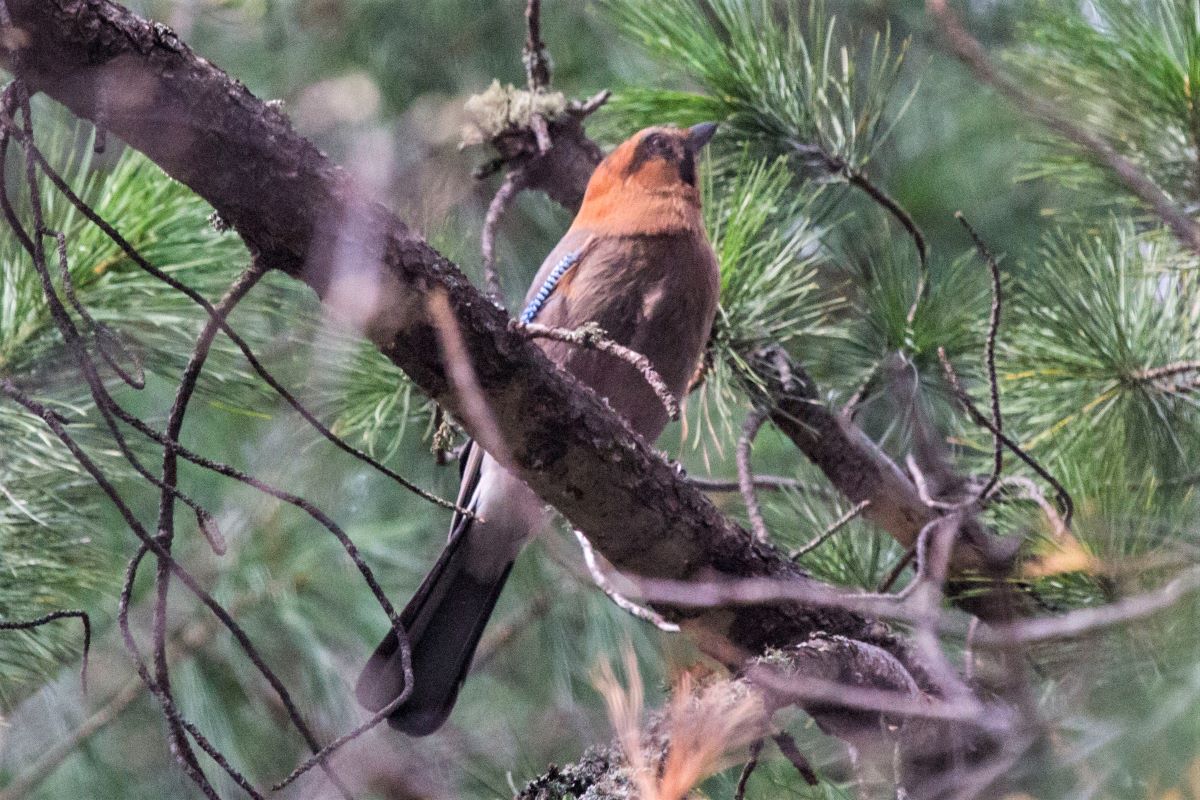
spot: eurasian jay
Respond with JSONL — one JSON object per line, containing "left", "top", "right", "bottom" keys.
{"left": 356, "top": 122, "right": 721, "bottom": 735}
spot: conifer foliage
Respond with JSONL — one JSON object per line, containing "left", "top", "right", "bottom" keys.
{"left": 3, "top": 1, "right": 1200, "bottom": 798}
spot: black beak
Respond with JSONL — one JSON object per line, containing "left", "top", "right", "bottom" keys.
{"left": 686, "top": 121, "right": 718, "bottom": 152}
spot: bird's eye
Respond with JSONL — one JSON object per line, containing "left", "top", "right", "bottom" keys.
{"left": 646, "top": 133, "right": 669, "bottom": 153}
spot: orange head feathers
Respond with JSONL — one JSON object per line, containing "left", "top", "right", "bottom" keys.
{"left": 570, "top": 123, "right": 718, "bottom": 236}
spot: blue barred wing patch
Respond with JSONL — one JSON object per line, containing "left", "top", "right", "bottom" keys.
{"left": 519, "top": 250, "right": 581, "bottom": 324}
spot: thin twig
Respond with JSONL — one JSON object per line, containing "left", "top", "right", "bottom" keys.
{"left": 523, "top": 0, "right": 551, "bottom": 90}
{"left": 845, "top": 168, "right": 929, "bottom": 272}
{"left": 772, "top": 731, "right": 820, "bottom": 786}
{"left": 148, "top": 260, "right": 268, "bottom": 798}
{"left": 2, "top": 378, "right": 351, "bottom": 796}
{"left": 791, "top": 500, "right": 871, "bottom": 560}
{"left": 15, "top": 128, "right": 465, "bottom": 516}
{"left": 1, "top": 83, "right": 227, "bottom": 798}
{"left": 842, "top": 361, "right": 880, "bottom": 418}
{"left": 0, "top": 592, "right": 271, "bottom": 800}
{"left": 955, "top": 212, "right": 1003, "bottom": 499}
{"left": 1130, "top": 360, "right": 1200, "bottom": 382}
{"left": 0, "top": 610, "right": 90, "bottom": 693}
{"left": 977, "top": 563, "right": 1200, "bottom": 646}
{"left": 689, "top": 474, "right": 836, "bottom": 498}
{"left": 905, "top": 454, "right": 968, "bottom": 511}
{"left": 272, "top": 633, "right": 414, "bottom": 790}
{"left": 118, "top": 547, "right": 263, "bottom": 800}
{"left": 520, "top": 321, "right": 680, "bottom": 420}
{"left": 48, "top": 228, "right": 144, "bottom": 389}
{"left": 429, "top": 288, "right": 512, "bottom": 465}
{"left": 986, "top": 475, "right": 1068, "bottom": 541}
{"left": 792, "top": 141, "right": 928, "bottom": 326}
{"left": 567, "top": 89, "right": 612, "bottom": 118}
{"left": 734, "top": 738, "right": 763, "bottom": 800}
{"left": 481, "top": 168, "right": 527, "bottom": 304}
{"left": 846, "top": 164, "right": 927, "bottom": 325}
{"left": 574, "top": 530, "right": 680, "bottom": 632}
{"left": 738, "top": 407, "right": 770, "bottom": 542}
{"left": 877, "top": 547, "right": 917, "bottom": 594}
{"left": 963, "top": 616, "right": 980, "bottom": 684}
{"left": 938, "top": 347, "right": 1074, "bottom": 527}
{"left": 530, "top": 112, "right": 552, "bottom": 154}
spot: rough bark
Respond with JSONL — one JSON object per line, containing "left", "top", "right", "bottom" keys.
{"left": 0, "top": 0, "right": 1013, "bottom": 791}
{"left": 0, "top": 0, "right": 894, "bottom": 663}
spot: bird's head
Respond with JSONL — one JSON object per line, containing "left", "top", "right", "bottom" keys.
{"left": 606, "top": 122, "right": 718, "bottom": 192}
{"left": 572, "top": 123, "right": 719, "bottom": 234}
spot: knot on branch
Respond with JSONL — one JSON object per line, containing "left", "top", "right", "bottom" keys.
{"left": 745, "top": 344, "right": 817, "bottom": 405}
{"left": 461, "top": 80, "right": 569, "bottom": 148}
{"left": 463, "top": 81, "right": 608, "bottom": 211}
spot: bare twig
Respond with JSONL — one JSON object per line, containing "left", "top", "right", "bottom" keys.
{"left": 520, "top": 321, "right": 680, "bottom": 420}
{"left": 147, "top": 260, "right": 268, "bottom": 796}
{"left": 748, "top": 660, "right": 1002, "bottom": 729}
{"left": 0, "top": 382, "right": 352, "bottom": 797}
{"left": 429, "top": 287, "right": 512, "bottom": 465}
{"left": 734, "top": 738, "right": 763, "bottom": 800}
{"left": 987, "top": 475, "right": 1068, "bottom": 541}
{"left": 689, "top": 474, "right": 836, "bottom": 499}
{"left": 481, "top": 168, "right": 527, "bottom": 304}
{"left": 906, "top": 454, "right": 969, "bottom": 511}
{"left": 574, "top": 530, "right": 680, "bottom": 632}
{"left": 567, "top": 89, "right": 612, "bottom": 118}
{"left": 955, "top": 212, "right": 1003, "bottom": 499}
{"left": 791, "top": 500, "right": 871, "bottom": 560}
{"left": 1130, "top": 360, "right": 1200, "bottom": 382}
{"left": 16, "top": 128, "right": 466, "bottom": 516}
{"left": 530, "top": 112, "right": 553, "bottom": 154}
{"left": 977, "top": 563, "right": 1200, "bottom": 646}
{"left": 963, "top": 616, "right": 980, "bottom": 683}
{"left": 1, "top": 81, "right": 228, "bottom": 797}
{"left": 272, "top": 633, "right": 413, "bottom": 791}
{"left": 523, "top": 0, "right": 551, "bottom": 90}
{"left": 738, "top": 407, "right": 770, "bottom": 542}
{"left": 0, "top": 610, "right": 90, "bottom": 693}
{"left": 846, "top": 167, "right": 929, "bottom": 275}
{"left": 938, "top": 347, "right": 1074, "bottom": 527}
{"left": 804, "top": 143, "right": 929, "bottom": 326}
{"left": 800, "top": 140, "right": 929, "bottom": 275}
{"left": 772, "top": 731, "right": 820, "bottom": 786}
{"left": 631, "top": 574, "right": 956, "bottom": 629}
{"left": 842, "top": 361, "right": 880, "bottom": 418}
{"left": 48, "top": 228, "right": 144, "bottom": 389}
{"left": 0, "top": 591, "right": 273, "bottom": 800}
{"left": 877, "top": 547, "right": 917, "bottom": 594}
{"left": 117, "top": 547, "right": 264, "bottom": 800}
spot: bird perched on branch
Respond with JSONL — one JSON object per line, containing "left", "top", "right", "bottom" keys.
{"left": 356, "top": 122, "right": 721, "bottom": 735}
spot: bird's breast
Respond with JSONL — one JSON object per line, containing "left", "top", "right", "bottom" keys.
{"left": 535, "top": 230, "right": 720, "bottom": 440}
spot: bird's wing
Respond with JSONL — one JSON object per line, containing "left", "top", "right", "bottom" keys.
{"left": 445, "top": 228, "right": 594, "bottom": 542}
{"left": 519, "top": 229, "right": 596, "bottom": 323}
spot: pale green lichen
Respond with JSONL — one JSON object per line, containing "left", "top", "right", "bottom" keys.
{"left": 461, "top": 80, "right": 568, "bottom": 146}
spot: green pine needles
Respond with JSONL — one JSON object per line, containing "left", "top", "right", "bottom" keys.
{"left": 1014, "top": 0, "right": 1200, "bottom": 211}
{"left": 604, "top": 0, "right": 912, "bottom": 172}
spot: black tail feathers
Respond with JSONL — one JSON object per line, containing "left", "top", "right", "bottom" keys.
{"left": 355, "top": 524, "right": 513, "bottom": 736}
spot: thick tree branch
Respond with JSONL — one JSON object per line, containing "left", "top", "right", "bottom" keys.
{"left": 0, "top": 0, "right": 904, "bottom": 673}
{"left": 0, "top": 2, "right": 1021, "bottom": 790}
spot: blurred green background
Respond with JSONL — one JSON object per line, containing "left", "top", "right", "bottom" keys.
{"left": 4, "top": 1, "right": 1200, "bottom": 798}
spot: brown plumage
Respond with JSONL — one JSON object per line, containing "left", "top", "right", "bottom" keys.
{"left": 356, "top": 123, "right": 721, "bottom": 735}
